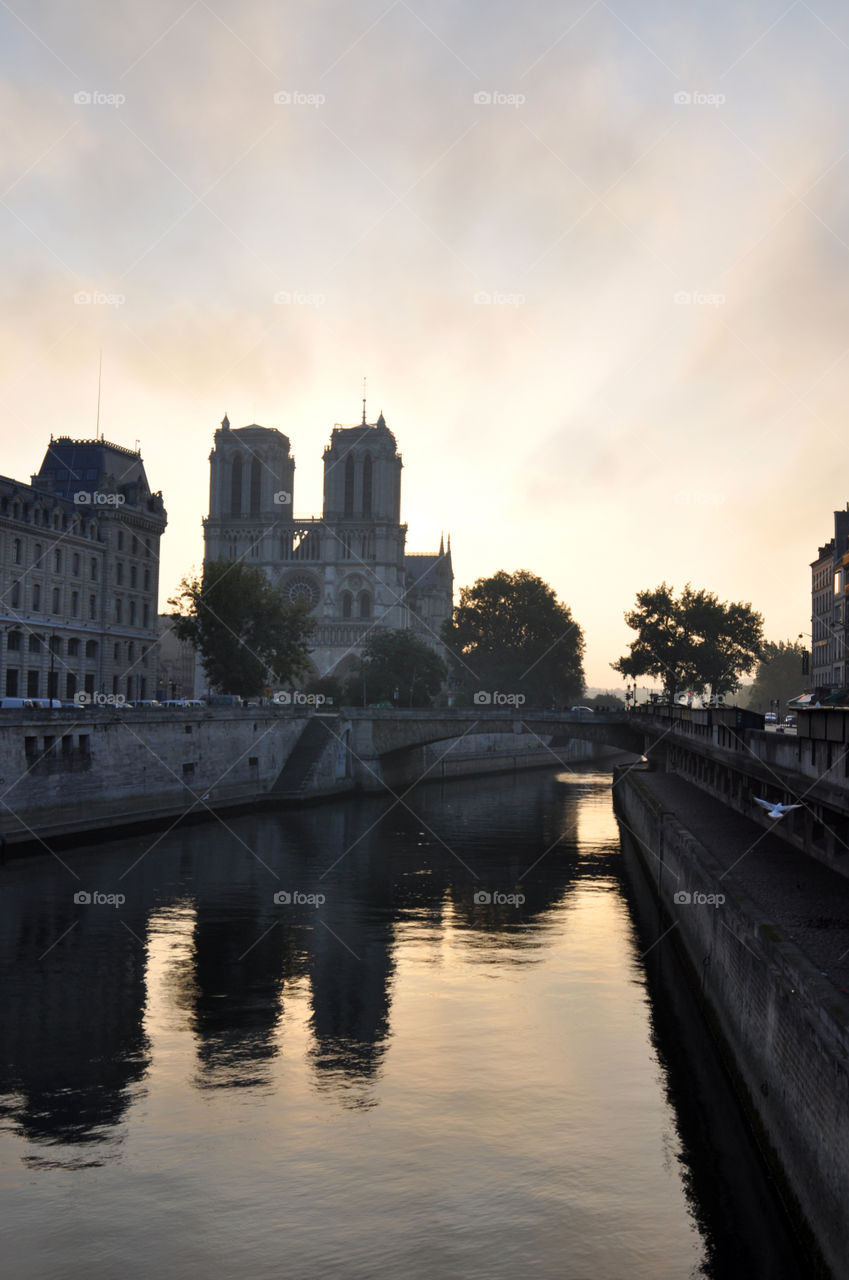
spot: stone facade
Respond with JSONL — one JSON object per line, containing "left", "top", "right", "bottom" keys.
{"left": 810, "top": 504, "right": 849, "bottom": 691}
{"left": 0, "top": 437, "right": 166, "bottom": 703}
{"left": 203, "top": 410, "right": 453, "bottom": 678}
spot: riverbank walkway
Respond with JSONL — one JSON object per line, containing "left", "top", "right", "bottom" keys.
{"left": 625, "top": 770, "right": 849, "bottom": 997}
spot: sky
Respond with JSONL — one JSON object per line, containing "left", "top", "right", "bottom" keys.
{"left": 3, "top": 0, "right": 849, "bottom": 687}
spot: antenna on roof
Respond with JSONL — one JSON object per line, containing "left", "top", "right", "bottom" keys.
{"left": 362, "top": 375, "right": 367, "bottom": 425}
{"left": 95, "top": 349, "right": 102, "bottom": 437}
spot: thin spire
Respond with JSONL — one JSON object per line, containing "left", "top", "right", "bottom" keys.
{"left": 439, "top": 531, "right": 444, "bottom": 555}
{"left": 95, "top": 349, "right": 102, "bottom": 436}
{"left": 362, "top": 375, "right": 367, "bottom": 425}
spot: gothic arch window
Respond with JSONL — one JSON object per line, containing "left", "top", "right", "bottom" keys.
{"left": 358, "top": 590, "right": 371, "bottom": 620}
{"left": 341, "top": 590, "right": 352, "bottom": 619}
{"left": 250, "top": 456, "right": 261, "bottom": 514}
{"left": 230, "top": 454, "right": 243, "bottom": 515}
{"left": 362, "top": 453, "right": 372, "bottom": 517}
{"left": 344, "top": 454, "right": 354, "bottom": 517}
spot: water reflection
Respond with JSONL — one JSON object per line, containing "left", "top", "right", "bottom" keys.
{"left": 0, "top": 766, "right": 807, "bottom": 1278}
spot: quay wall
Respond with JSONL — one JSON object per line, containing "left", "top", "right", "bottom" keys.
{"left": 0, "top": 712, "right": 616, "bottom": 847}
{"left": 615, "top": 770, "right": 849, "bottom": 1279}
{"left": 0, "top": 708, "right": 308, "bottom": 845}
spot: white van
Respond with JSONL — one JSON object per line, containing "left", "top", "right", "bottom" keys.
{"left": 0, "top": 697, "right": 36, "bottom": 709}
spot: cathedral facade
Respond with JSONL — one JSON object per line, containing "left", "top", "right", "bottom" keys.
{"left": 203, "top": 410, "right": 453, "bottom": 678}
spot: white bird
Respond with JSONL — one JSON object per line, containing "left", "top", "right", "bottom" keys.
{"left": 754, "top": 797, "right": 802, "bottom": 820}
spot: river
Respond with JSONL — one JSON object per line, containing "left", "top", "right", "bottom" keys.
{"left": 0, "top": 765, "right": 806, "bottom": 1278}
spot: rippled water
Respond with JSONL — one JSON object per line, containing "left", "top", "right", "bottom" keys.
{"left": 0, "top": 767, "right": 804, "bottom": 1278}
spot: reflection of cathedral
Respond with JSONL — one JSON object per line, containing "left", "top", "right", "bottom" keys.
{"left": 203, "top": 408, "right": 453, "bottom": 677}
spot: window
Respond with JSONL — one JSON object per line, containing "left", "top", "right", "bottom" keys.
{"left": 114, "top": 642, "right": 120, "bottom": 661}
{"left": 250, "top": 457, "right": 261, "bottom": 514}
{"left": 89, "top": 594, "right": 96, "bottom": 620}
{"left": 341, "top": 590, "right": 352, "bottom": 619}
{"left": 143, "top": 603, "right": 149, "bottom": 628}
{"left": 85, "top": 640, "right": 97, "bottom": 659}
{"left": 72, "top": 553, "right": 80, "bottom": 575}
{"left": 32, "top": 583, "right": 41, "bottom": 611}
{"left": 65, "top": 672, "right": 76, "bottom": 699}
{"left": 358, "top": 591, "right": 371, "bottom": 619}
{"left": 115, "top": 599, "right": 123, "bottom": 623}
{"left": 129, "top": 600, "right": 136, "bottom": 625}
{"left": 67, "top": 638, "right": 80, "bottom": 656}
{"left": 128, "top": 641, "right": 135, "bottom": 661}
{"left": 26, "top": 670, "right": 39, "bottom": 698}
{"left": 5, "top": 670, "right": 18, "bottom": 696}
{"left": 71, "top": 591, "right": 79, "bottom": 617}
{"left": 54, "top": 549, "right": 62, "bottom": 572}
{"left": 91, "top": 558, "right": 98, "bottom": 581}
{"left": 10, "top": 581, "right": 20, "bottom": 608}
{"left": 344, "top": 455, "right": 354, "bottom": 516}
{"left": 117, "top": 531, "right": 124, "bottom": 550}
{"left": 144, "top": 567, "right": 151, "bottom": 591}
{"left": 52, "top": 587, "right": 60, "bottom": 613}
{"left": 130, "top": 564, "right": 137, "bottom": 588}
{"left": 362, "top": 453, "right": 372, "bottom": 516}
{"left": 231, "top": 455, "right": 243, "bottom": 514}
{"left": 131, "top": 536, "right": 138, "bottom": 555}
{"left": 34, "top": 542, "right": 42, "bottom": 565}
{"left": 13, "top": 538, "right": 21, "bottom": 565}
{"left": 116, "top": 562, "right": 123, "bottom": 585}
{"left": 7, "top": 630, "right": 21, "bottom": 652}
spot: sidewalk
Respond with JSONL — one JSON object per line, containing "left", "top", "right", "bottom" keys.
{"left": 634, "top": 771, "right": 849, "bottom": 994}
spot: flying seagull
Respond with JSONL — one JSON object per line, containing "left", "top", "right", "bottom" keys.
{"left": 754, "top": 797, "right": 802, "bottom": 820}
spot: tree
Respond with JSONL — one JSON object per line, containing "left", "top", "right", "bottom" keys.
{"left": 345, "top": 629, "right": 447, "bottom": 707}
{"left": 168, "top": 560, "right": 315, "bottom": 697}
{"left": 442, "top": 569, "right": 585, "bottom": 707}
{"left": 737, "top": 640, "right": 807, "bottom": 712}
{"left": 612, "top": 583, "right": 764, "bottom": 700}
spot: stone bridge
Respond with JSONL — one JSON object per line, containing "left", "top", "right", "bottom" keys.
{"left": 343, "top": 708, "right": 647, "bottom": 787}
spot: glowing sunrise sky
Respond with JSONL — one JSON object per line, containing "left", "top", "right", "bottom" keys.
{"left": 3, "top": 0, "right": 849, "bottom": 685}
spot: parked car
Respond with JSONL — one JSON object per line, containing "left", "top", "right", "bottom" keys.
{"left": 570, "top": 706, "right": 595, "bottom": 714}
{"left": 764, "top": 712, "right": 778, "bottom": 724}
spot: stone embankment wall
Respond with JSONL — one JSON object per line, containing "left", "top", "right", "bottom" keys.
{"left": 0, "top": 708, "right": 308, "bottom": 845}
{"left": 615, "top": 770, "right": 849, "bottom": 1279}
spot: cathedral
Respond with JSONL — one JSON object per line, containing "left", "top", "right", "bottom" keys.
{"left": 203, "top": 408, "right": 453, "bottom": 678}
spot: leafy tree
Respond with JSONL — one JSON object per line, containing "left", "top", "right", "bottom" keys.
{"left": 304, "top": 673, "right": 346, "bottom": 706}
{"left": 737, "top": 640, "right": 807, "bottom": 712}
{"left": 442, "top": 569, "right": 585, "bottom": 707}
{"left": 168, "top": 560, "right": 315, "bottom": 698}
{"left": 345, "top": 629, "right": 447, "bottom": 707}
{"left": 612, "top": 583, "right": 764, "bottom": 700}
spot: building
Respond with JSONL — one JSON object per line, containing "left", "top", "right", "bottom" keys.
{"left": 203, "top": 408, "right": 453, "bottom": 678}
{"left": 810, "top": 504, "right": 849, "bottom": 692}
{"left": 155, "top": 614, "right": 199, "bottom": 700}
{"left": 0, "top": 437, "right": 167, "bottom": 702}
